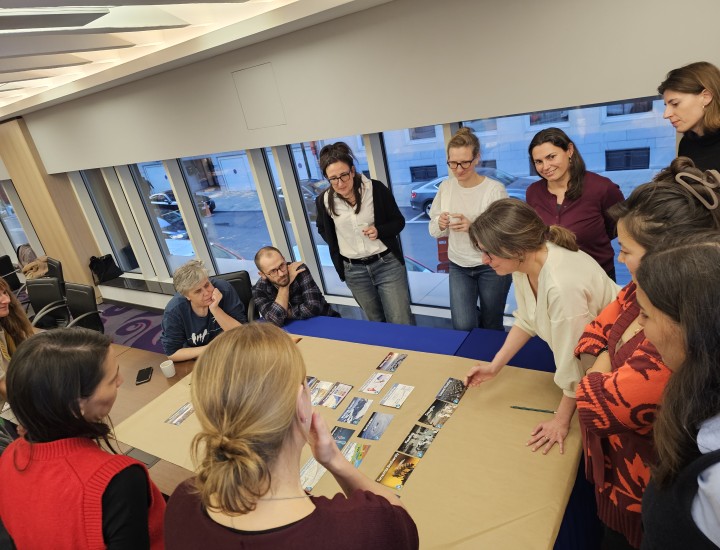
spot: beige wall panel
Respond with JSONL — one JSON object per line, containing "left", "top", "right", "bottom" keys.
{"left": 0, "top": 118, "right": 99, "bottom": 286}
{"left": 24, "top": 0, "right": 720, "bottom": 174}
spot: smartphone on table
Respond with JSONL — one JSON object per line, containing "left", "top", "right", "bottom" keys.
{"left": 135, "top": 366, "right": 154, "bottom": 385}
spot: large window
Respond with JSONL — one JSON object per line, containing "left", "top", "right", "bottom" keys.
{"left": 80, "top": 169, "right": 139, "bottom": 273}
{"left": 0, "top": 183, "right": 29, "bottom": 251}
{"left": 178, "top": 152, "right": 271, "bottom": 277}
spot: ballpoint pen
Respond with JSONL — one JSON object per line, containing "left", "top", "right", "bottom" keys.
{"left": 510, "top": 405, "right": 556, "bottom": 414}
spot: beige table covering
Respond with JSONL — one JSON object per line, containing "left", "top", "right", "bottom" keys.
{"left": 114, "top": 335, "right": 580, "bottom": 550}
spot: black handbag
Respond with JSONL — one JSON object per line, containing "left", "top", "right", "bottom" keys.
{"left": 89, "top": 254, "right": 123, "bottom": 284}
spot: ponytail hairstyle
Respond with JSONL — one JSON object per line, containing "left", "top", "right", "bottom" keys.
{"left": 319, "top": 141, "right": 362, "bottom": 216}
{"left": 191, "top": 323, "right": 306, "bottom": 515}
{"left": 528, "top": 127, "right": 587, "bottom": 201}
{"left": 636, "top": 235, "right": 720, "bottom": 487}
{"left": 608, "top": 157, "right": 720, "bottom": 253}
{"left": 447, "top": 127, "right": 480, "bottom": 158}
{"left": 469, "top": 198, "right": 577, "bottom": 259}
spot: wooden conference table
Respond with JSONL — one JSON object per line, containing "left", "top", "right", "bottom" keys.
{"left": 113, "top": 336, "right": 581, "bottom": 550}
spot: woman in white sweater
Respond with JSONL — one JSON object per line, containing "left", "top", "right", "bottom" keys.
{"left": 429, "top": 128, "right": 511, "bottom": 331}
{"left": 464, "top": 199, "right": 618, "bottom": 455}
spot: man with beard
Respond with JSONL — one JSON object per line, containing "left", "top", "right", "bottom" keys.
{"left": 253, "top": 246, "right": 339, "bottom": 327}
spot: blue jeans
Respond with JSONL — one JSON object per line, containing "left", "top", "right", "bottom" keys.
{"left": 344, "top": 253, "right": 415, "bottom": 325}
{"left": 449, "top": 261, "right": 511, "bottom": 331}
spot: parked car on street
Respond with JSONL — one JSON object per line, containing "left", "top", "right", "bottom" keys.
{"left": 150, "top": 190, "right": 216, "bottom": 214}
{"left": 410, "top": 168, "right": 536, "bottom": 217}
{"left": 277, "top": 179, "right": 329, "bottom": 220}
{"left": 157, "top": 210, "right": 188, "bottom": 240}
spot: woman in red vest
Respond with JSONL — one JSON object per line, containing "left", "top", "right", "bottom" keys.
{"left": 0, "top": 328, "right": 165, "bottom": 549}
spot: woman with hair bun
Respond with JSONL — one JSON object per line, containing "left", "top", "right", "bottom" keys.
{"left": 165, "top": 323, "right": 418, "bottom": 549}
{"left": 428, "top": 127, "right": 511, "bottom": 331}
{"left": 659, "top": 61, "right": 720, "bottom": 171}
{"left": 526, "top": 128, "right": 624, "bottom": 279}
{"left": 464, "top": 199, "right": 618, "bottom": 455}
{"left": 574, "top": 157, "right": 720, "bottom": 549}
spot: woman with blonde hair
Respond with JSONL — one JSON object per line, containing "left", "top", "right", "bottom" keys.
{"left": 464, "top": 199, "right": 618, "bottom": 455}
{"left": 429, "top": 127, "right": 511, "bottom": 331}
{"left": 165, "top": 323, "right": 418, "bottom": 549}
{"left": 659, "top": 61, "right": 720, "bottom": 170}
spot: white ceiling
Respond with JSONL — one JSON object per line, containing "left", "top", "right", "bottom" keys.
{"left": 0, "top": 0, "right": 387, "bottom": 120}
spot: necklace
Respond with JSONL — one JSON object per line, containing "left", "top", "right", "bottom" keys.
{"left": 258, "top": 494, "right": 311, "bottom": 501}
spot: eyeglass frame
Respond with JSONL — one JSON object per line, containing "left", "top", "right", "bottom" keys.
{"left": 446, "top": 159, "right": 475, "bottom": 170}
{"left": 264, "top": 262, "right": 288, "bottom": 278}
{"left": 327, "top": 171, "right": 354, "bottom": 185}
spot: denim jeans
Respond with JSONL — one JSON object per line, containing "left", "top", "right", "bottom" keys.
{"left": 344, "top": 253, "right": 415, "bottom": 325}
{"left": 449, "top": 261, "right": 511, "bottom": 331}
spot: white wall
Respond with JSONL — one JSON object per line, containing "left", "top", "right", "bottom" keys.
{"left": 25, "top": 0, "right": 720, "bottom": 174}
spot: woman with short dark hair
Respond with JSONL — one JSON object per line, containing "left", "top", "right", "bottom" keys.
{"left": 0, "top": 328, "right": 165, "bottom": 549}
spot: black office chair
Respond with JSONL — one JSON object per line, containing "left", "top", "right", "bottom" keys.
{"left": 26, "top": 277, "right": 70, "bottom": 329}
{"left": 214, "top": 270, "right": 257, "bottom": 321}
{"left": 45, "top": 257, "right": 65, "bottom": 294}
{"left": 66, "top": 282, "right": 104, "bottom": 333}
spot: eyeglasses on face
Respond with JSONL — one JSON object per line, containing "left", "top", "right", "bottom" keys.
{"left": 265, "top": 263, "right": 288, "bottom": 277}
{"left": 327, "top": 172, "right": 352, "bottom": 185}
{"left": 447, "top": 160, "right": 474, "bottom": 170}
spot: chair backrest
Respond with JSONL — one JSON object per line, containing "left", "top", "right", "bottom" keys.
{"left": 214, "top": 271, "right": 256, "bottom": 321}
{"left": 26, "top": 277, "right": 69, "bottom": 328}
{"left": 65, "top": 282, "right": 104, "bottom": 333}
{"left": 45, "top": 257, "right": 65, "bottom": 294}
{"left": 0, "top": 255, "right": 22, "bottom": 292}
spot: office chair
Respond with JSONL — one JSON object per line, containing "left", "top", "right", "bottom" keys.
{"left": 214, "top": 270, "right": 257, "bottom": 321}
{"left": 66, "top": 282, "right": 104, "bottom": 333}
{"left": 45, "top": 257, "right": 65, "bottom": 294}
{"left": 26, "top": 277, "right": 70, "bottom": 329}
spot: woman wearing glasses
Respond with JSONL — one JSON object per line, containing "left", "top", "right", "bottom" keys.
{"left": 464, "top": 199, "right": 618, "bottom": 455}
{"left": 315, "top": 142, "right": 413, "bottom": 325}
{"left": 527, "top": 128, "right": 624, "bottom": 280}
{"left": 428, "top": 127, "right": 511, "bottom": 331}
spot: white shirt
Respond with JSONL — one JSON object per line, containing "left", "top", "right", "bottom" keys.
{"left": 512, "top": 242, "right": 619, "bottom": 397}
{"left": 428, "top": 176, "right": 507, "bottom": 267}
{"left": 325, "top": 175, "right": 387, "bottom": 260}
{"left": 692, "top": 413, "right": 720, "bottom": 546}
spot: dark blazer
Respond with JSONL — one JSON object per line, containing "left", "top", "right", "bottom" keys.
{"left": 316, "top": 179, "right": 406, "bottom": 281}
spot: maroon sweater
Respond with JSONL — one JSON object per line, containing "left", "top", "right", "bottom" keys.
{"left": 526, "top": 172, "right": 624, "bottom": 276}
{"left": 165, "top": 480, "right": 419, "bottom": 550}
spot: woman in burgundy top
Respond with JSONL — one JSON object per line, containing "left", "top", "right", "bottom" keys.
{"left": 526, "top": 128, "right": 624, "bottom": 280}
{"left": 165, "top": 323, "right": 419, "bottom": 550}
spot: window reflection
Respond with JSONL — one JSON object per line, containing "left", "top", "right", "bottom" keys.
{"left": 80, "top": 169, "right": 139, "bottom": 273}
{"left": 178, "top": 151, "right": 272, "bottom": 278}
{"left": 0, "top": 182, "right": 29, "bottom": 252}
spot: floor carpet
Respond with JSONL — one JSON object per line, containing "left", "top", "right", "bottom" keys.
{"left": 99, "top": 303, "right": 165, "bottom": 354}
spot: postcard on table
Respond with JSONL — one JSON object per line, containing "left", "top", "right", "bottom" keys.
{"left": 338, "top": 397, "right": 373, "bottom": 425}
{"left": 360, "top": 372, "right": 393, "bottom": 395}
{"left": 380, "top": 383, "right": 414, "bottom": 409}
{"left": 397, "top": 424, "right": 438, "bottom": 458}
{"left": 436, "top": 377, "right": 467, "bottom": 404}
{"left": 358, "top": 411, "right": 394, "bottom": 440}
{"left": 376, "top": 452, "right": 420, "bottom": 490}
{"left": 342, "top": 442, "right": 371, "bottom": 468}
{"left": 299, "top": 457, "right": 327, "bottom": 492}
{"left": 306, "top": 376, "right": 319, "bottom": 390}
{"left": 320, "top": 382, "right": 353, "bottom": 409}
{"left": 376, "top": 352, "right": 408, "bottom": 372}
{"left": 418, "top": 399, "right": 458, "bottom": 429}
{"left": 330, "top": 426, "right": 355, "bottom": 450}
{"left": 311, "top": 380, "right": 334, "bottom": 406}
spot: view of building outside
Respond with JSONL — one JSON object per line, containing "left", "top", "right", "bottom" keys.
{"left": 0, "top": 182, "right": 29, "bottom": 251}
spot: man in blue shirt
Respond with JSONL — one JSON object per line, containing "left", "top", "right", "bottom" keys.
{"left": 161, "top": 260, "right": 246, "bottom": 361}
{"left": 253, "top": 246, "right": 339, "bottom": 327}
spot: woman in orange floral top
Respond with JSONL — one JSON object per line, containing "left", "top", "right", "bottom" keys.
{"left": 574, "top": 157, "right": 720, "bottom": 549}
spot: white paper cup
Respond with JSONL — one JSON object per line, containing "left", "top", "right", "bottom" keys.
{"left": 160, "top": 360, "right": 176, "bottom": 378}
